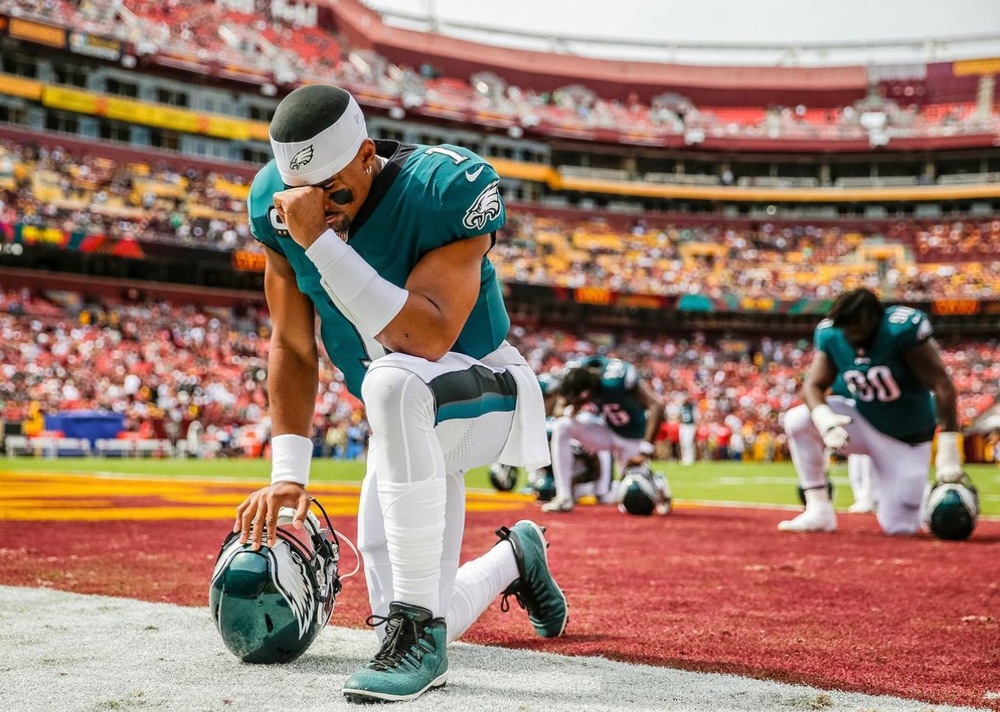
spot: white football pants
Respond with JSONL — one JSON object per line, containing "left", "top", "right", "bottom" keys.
{"left": 785, "top": 397, "right": 931, "bottom": 535}
{"left": 551, "top": 415, "right": 641, "bottom": 502}
{"left": 358, "top": 350, "right": 526, "bottom": 644}
{"left": 680, "top": 423, "right": 697, "bottom": 465}
{"left": 847, "top": 454, "right": 880, "bottom": 506}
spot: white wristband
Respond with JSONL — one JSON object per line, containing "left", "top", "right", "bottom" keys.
{"left": 270, "top": 433, "right": 313, "bottom": 487}
{"left": 639, "top": 441, "right": 655, "bottom": 456}
{"left": 935, "top": 431, "right": 961, "bottom": 470}
{"left": 810, "top": 404, "right": 838, "bottom": 433}
{"left": 305, "top": 229, "right": 409, "bottom": 338}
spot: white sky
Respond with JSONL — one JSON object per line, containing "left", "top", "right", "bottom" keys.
{"left": 363, "top": 0, "right": 1000, "bottom": 65}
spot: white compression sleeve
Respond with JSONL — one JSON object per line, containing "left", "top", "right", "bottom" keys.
{"left": 305, "top": 229, "right": 408, "bottom": 338}
{"left": 270, "top": 433, "right": 313, "bottom": 487}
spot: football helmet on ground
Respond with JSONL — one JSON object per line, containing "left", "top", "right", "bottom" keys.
{"left": 209, "top": 498, "right": 357, "bottom": 663}
{"left": 925, "top": 478, "right": 979, "bottom": 541}
{"left": 618, "top": 463, "right": 672, "bottom": 516}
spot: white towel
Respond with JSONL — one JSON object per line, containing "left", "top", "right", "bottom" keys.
{"left": 481, "top": 341, "right": 551, "bottom": 472}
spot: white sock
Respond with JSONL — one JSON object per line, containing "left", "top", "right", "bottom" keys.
{"left": 446, "top": 540, "right": 519, "bottom": 644}
{"left": 805, "top": 487, "right": 832, "bottom": 506}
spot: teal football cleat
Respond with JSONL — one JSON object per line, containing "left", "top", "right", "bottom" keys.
{"left": 342, "top": 602, "right": 448, "bottom": 703}
{"left": 498, "top": 520, "right": 569, "bottom": 638}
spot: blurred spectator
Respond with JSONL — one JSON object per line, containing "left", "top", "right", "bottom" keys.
{"left": 2, "top": 290, "right": 997, "bottom": 457}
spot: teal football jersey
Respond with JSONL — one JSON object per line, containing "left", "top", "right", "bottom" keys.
{"left": 537, "top": 372, "right": 560, "bottom": 397}
{"left": 571, "top": 355, "right": 647, "bottom": 440}
{"left": 815, "top": 306, "right": 937, "bottom": 443}
{"left": 248, "top": 141, "right": 510, "bottom": 400}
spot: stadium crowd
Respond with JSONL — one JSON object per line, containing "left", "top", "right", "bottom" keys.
{"left": 7, "top": 0, "right": 999, "bottom": 143}
{"left": 3, "top": 141, "right": 999, "bottom": 302}
{"left": 0, "top": 141, "right": 256, "bottom": 252}
{"left": 495, "top": 213, "right": 1000, "bottom": 301}
{"left": 2, "top": 289, "right": 997, "bottom": 461}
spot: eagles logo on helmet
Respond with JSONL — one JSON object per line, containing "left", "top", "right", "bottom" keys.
{"left": 209, "top": 498, "right": 357, "bottom": 664}
{"left": 489, "top": 463, "right": 521, "bottom": 492}
{"left": 925, "top": 477, "right": 979, "bottom": 541}
{"left": 618, "top": 462, "right": 672, "bottom": 516}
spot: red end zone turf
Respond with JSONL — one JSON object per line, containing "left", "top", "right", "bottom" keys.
{"left": 1, "top": 501, "right": 997, "bottom": 709}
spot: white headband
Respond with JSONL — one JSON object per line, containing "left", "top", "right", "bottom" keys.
{"left": 270, "top": 93, "right": 368, "bottom": 187}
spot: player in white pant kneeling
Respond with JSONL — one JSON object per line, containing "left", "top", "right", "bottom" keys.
{"left": 232, "top": 86, "right": 566, "bottom": 704}
{"left": 542, "top": 356, "right": 664, "bottom": 513}
{"left": 781, "top": 289, "right": 964, "bottom": 536}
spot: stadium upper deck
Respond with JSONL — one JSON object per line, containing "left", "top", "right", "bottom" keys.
{"left": 1, "top": 0, "right": 998, "bottom": 153}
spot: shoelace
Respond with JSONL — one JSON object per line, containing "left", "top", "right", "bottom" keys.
{"left": 496, "top": 526, "right": 554, "bottom": 617}
{"left": 364, "top": 611, "right": 425, "bottom": 672}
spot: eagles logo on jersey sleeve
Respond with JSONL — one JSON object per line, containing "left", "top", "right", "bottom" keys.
{"left": 462, "top": 179, "right": 502, "bottom": 231}
{"left": 436, "top": 153, "right": 506, "bottom": 241}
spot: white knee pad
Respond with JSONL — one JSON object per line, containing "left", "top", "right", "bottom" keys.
{"left": 363, "top": 362, "right": 449, "bottom": 614}
{"left": 880, "top": 516, "right": 921, "bottom": 536}
{"left": 784, "top": 404, "right": 813, "bottom": 437}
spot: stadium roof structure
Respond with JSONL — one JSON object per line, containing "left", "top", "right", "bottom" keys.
{"left": 334, "top": 0, "right": 999, "bottom": 105}
{"left": 369, "top": 0, "right": 1000, "bottom": 68}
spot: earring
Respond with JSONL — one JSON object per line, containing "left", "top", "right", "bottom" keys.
{"left": 365, "top": 165, "right": 372, "bottom": 175}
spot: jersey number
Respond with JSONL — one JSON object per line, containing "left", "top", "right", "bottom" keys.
{"left": 425, "top": 147, "right": 468, "bottom": 165}
{"left": 842, "top": 366, "right": 901, "bottom": 403}
{"left": 602, "top": 403, "right": 631, "bottom": 427}
{"left": 888, "top": 307, "right": 916, "bottom": 324}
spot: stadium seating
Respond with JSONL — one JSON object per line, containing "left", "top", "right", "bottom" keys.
{"left": 2, "top": 140, "right": 998, "bottom": 301}
{"left": 8, "top": 0, "right": 999, "bottom": 143}
{"left": 2, "top": 289, "right": 996, "bottom": 456}
{"left": 0, "top": 140, "right": 256, "bottom": 252}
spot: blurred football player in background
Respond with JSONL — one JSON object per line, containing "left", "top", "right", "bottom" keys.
{"left": 543, "top": 356, "right": 665, "bottom": 513}
{"left": 847, "top": 454, "right": 879, "bottom": 514}
{"left": 679, "top": 398, "right": 698, "bottom": 466}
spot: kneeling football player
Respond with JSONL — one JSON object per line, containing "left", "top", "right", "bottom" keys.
{"left": 232, "top": 86, "right": 567, "bottom": 703}
{"left": 543, "top": 356, "right": 665, "bottom": 513}
{"left": 781, "top": 289, "right": 966, "bottom": 535}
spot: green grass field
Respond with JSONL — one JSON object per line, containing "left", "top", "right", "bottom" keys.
{"left": 4, "top": 457, "right": 998, "bottom": 515}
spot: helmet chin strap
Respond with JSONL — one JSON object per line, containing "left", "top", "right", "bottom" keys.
{"left": 335, "top": 531, "right": 361, "bottom": 580}
{"left": 311, "top": 496, "right": 361, "bottom": 580}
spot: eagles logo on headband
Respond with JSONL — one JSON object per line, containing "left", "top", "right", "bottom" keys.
{"left": 288, "top": 145, "right": 315, "bottom": 172}
{"left": 269, "top": 85, "right": 368, "bottom": 187}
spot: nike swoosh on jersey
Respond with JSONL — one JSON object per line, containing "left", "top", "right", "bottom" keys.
{"left": 465, "top": 165, "right": 485, "bottom": 182}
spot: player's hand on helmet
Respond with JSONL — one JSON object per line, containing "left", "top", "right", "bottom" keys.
{"left": 810, "top": 404, "right": 852, "bottom": 451}
{"left": 625, "top": 453, "right": 650, "bottom": 468}
{"left": 935, "top": 431, "right": 964, "bottom": 484}
{"left": 234, "top": 481, "right": 311, "bottom": 551}
{"left": 273, "top": 186, "right": 329, "bottom": 248}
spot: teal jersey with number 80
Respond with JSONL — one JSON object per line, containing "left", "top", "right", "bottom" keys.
{"left": 814, "top": 306, "right": 937, "bottom": 444}
{"left": 247, "top": 141, "right": 511, "bottom": 401}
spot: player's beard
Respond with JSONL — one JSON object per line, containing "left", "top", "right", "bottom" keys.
{"left": 326, "top": 213, "right": 352, "bottom": 234}
{"left": 326, "top": 188, "right": 356, "bottom": 235}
